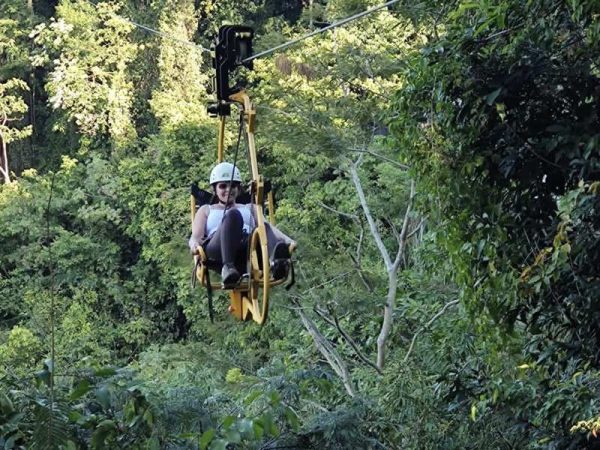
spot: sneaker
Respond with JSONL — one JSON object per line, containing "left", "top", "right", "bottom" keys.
{"left": 221, "top": 264, "right": 240, "bottom": 288}
{"left": 271, "top": 260, "right": 289, "bottom": 280}
{"left": 272, "top": 242, "right": 291, "bottom": 260}
{"left": 271, "top": 243, "right": 291, "bottom": 280}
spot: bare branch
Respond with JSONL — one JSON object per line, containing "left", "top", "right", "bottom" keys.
{"left": 403, "top": 299, "right": 460, "bottom": 363}
{"left": 406, "top": 218, "right": 425, "bottom": 240}
{"left": 317, "top": 200, "right": 359, "bottom": 220}
{"left": 392, "top": 180, "right": 416, "bottom": 269}
{"left": 350, "top": 163, "right": 392, "bottom": 270}
{"left": 294, "top": 299, "right": 356, "bottom": 397}
{"left": 376, "top": 270, "right": 398, "bottom": 369}
{"left": 384, "top": 215, "right": 401, "bottom": 247}
{"left": 348, "top": 251, "right": 374, "bottom": 292}
{"left": 315, "top": 306, "right": 383, "bottom": 375}
{"left": 356, "top": 219, "right": 365, "bottom": 263}
{"left": 302, "top": 271, "right": 353, "bottom": 294}
{"left": 0, "top": 135, "right": 9, "bottom": 184}
{"left": 350, "top": 148, "right": 410, "bottom": 170}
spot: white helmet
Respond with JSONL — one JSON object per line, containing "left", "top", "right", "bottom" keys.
{"left": 209, "top": 162, "right": 242, "bottom": 185}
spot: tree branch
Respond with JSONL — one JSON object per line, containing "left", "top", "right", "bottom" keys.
{"left": 347, "top": 251, "right": 374, "bottom": 293}
{"left": 350, "top": 148, "right": 410, "bottom": 170}
{"left": 294, "top": 299, "right": 356, "bottom": 397}
{"left": 317, "top": 200, "right": 358, "bottom": 220}
{"left": 403, "top": 299, "right": 460, "bottom": 363}
{"left": 314, "top": 306, "right": 383, "bottom": 375}
{"left": 384, "top": 215, "right": 401, "bottom": 247}
{"left": 406, "top": 218, "right": 425, "bottom": 240}
{"left": 349, "top": 162, "right": 392, "bottom": 270}
{"left": 393, "top": 180, "right": 416, "bottom": 269}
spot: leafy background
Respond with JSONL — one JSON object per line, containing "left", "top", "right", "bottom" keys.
{"left": 1, "top": 0, "right": 599, "bottom": 448}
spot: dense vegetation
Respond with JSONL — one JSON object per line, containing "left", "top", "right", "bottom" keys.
{"left": 1, "top": 0, "right": 599, "bottom": 448}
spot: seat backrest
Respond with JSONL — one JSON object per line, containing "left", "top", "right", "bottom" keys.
{"left": 191, "top": 183, "right": 214, "bottom": 207}
{"left": 191, "top": 183, "right": 252, "bottom": 213}
{"left": 190, "top": 181, "right": 277, "bottom": 225}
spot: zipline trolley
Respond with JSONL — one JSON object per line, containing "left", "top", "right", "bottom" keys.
{"left": 191, "top": 26, "right": 295, "bottom": 325}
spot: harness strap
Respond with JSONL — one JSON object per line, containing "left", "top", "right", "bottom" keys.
{"left": 191, "top": 257, "right": 199, "bottom": 289}
{"left": 191, "top": 252, "right": 215, "bottom": 323}
{"left": 286, "top": 259, "right": 295, "bottom": 290}
{"left": 204, "top": 263, "right": 215, "bottom": 323}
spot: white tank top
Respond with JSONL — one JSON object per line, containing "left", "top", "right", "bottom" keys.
{"left": 206, "top": 205, "right": 253, "bottom": 237}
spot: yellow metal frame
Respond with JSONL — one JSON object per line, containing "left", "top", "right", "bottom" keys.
{"left": 191, "top": 90, "right": 291, "bottom": 325}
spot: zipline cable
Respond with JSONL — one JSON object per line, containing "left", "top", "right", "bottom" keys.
{"left": 119, "top": 18, "right": 212, "bottom": 53}
{"left": 81, "top": 0, "right": 211, "bottom": 53}
{"left": 80, "top": 0, "right": 401, "bottom": 60}
{"left": 243, "top": 0, "right": 402, "bottom": 63}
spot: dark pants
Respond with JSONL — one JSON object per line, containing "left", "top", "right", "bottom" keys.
{"left": 204, "top": 209, "right": 282, "bottom": 271}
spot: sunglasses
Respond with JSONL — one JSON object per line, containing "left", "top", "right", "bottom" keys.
{"left": 216, "top": 182, "right": 240, "bottom": 190}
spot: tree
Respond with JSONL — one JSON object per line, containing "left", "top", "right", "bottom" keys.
{"left": 389, "top": 0, "right": 600, "bottom": 445}
{"left": 248, "top": 4, "right": 427, "bottom": 384}
{"left": 0, "top": 79, "right": 32, "bottom": 183}
{"left": 31, "top": 0, "right": 138, "bottom": 150}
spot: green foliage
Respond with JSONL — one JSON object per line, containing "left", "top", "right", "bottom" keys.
{"left": 0, "top": 363, "right": 157, "bottom": 449}
{"left": 31, "top": 0, "right": 138, "bottom": 148}
{"left": 0, "top": 79, "right": 33, "bottom": 177}
{"left": 146, "top": 0, "right": 210, "bottom": 131}
{"left": 0, "top": 326, "right": 43, "bottom": 378}
{"left": 388, "top": 0, "right": 600, "bottom": 446}
{"left": 3, "top": 0, "right": 600, "bottom": 448}
{"left": 0, "top": 0, "right": 32, "bottom": 81}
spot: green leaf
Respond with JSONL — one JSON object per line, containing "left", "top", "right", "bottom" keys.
{"left": 91, "top": 419, "right": 117, "bottom": 449}
{"left": 0, "top": 392, "right": 14, "bottom": 413}
{"left": 485, "top": 88, "right": 502, "bottom": 105}
{"left": 269, "top": 390, "right": 281, "bottom": 406}
{"left": 222, "top": 415, "right": 235, "bottom": 429}
{"left": 5, "top": 435, "right": 17, "bottom": 449}
{"left": 124, "top": 399, "right": 136, "bottom": 422}
{"left": 284, "top": 406, "right": 300, "bottom": 431}
{"left": 199, "top": 429, "right": 216, "bottom": 450}
{"left": 209, "top": 439, "right": 227, "bottom": 450}
{"left": 68, "top": 410, "right": 83, "bottom": 424}
{"left": 253, "top": 420, "right": 264, "bottom": 440}
{"left": 95, "top": 386, "right": 111, "bottom": 410}
{"left": 147, "top": 437, "right": 161, "bottom": 450}
{"left": 69, "top": 379, "right": 92, "bottom": 400}
{"left": 225, "top": 429, "right": 241, "bottom": 444}
{"left": 94, "top": 367, "right": 117, "bottom": 377}
{"left": 243, "top": 390, "right": 262, "bottom": 405}
{"left": 261, "top": 412, "right": 279, "bottom": 436}
{"left": 143, "top": 407, "right": 153, "bottom": 427}
{"left": 470, "top": 404, "right": 477, "bottom": 421}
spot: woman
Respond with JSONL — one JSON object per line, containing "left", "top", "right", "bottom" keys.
{"left": 189, "top": 162, "right": 295, "bottom": 287}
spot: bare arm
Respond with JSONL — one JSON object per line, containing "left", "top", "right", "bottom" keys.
{"left": 189, "top": 204, "right": 209, "bottom": 252}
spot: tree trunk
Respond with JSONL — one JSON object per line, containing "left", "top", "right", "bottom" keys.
{"left": 350, "top": 163, "right": 416, "bottom": 370}
{"left": 376, "top": 269, "right": 398, "bottom": 369}
{"left": 0, "top": 133, "right": 10, "bottom": 184}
